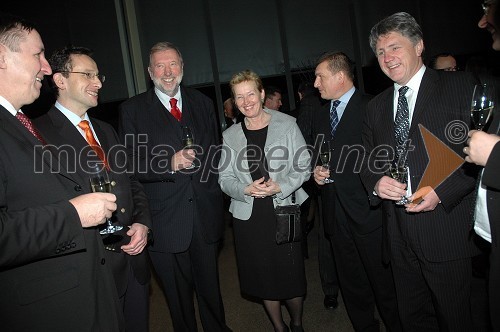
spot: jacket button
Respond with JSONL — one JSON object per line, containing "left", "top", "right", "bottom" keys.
{"left": 111, "top": 181, "right": 117, "bottom": 187}
{"left": 188, "top": 198, "right": 193, "bottom": 203}
{"left": 120, "top": 208, "right": 126, "bottom": 213}
{"left": 74, "top": 185, "right": 82, "bottom": 191}
{"left": 101, "top": 258, "right": 106, "bottom": 265}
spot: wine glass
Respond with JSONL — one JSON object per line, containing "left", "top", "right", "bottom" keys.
{"left": 319, "top": 140, "right": 334, "bottom": 184}
{"left": 388, "top": 160, "right": 411, "bottom": 205}
{"left": 471, "top": 83, "right": 495, "bottom": 131}
{"left": 182, "top": 126, "right": 197, "bottom": 169}
{"left": 89, "top": 165, "right": 123, "bottom": 234}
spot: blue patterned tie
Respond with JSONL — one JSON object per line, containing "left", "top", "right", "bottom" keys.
{"left": 394, "top": 86, "right": 410, "bottom": 164}
{"left": 330, "top": 100, "right": 341, "bottom": 138}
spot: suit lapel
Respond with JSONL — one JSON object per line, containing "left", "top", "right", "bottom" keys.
{"left": 410, "top": 69, "right": 437, "bottom": 138}
{"left": 148, "top": 89, "right": 183, "bottom": 148}
{"left": 334, "top": 91, "right": 360, "bottom": 143}
{"left": 0, "top": 107, "right": 42, "bottom": 148}
{"left": 0, "top": 107, "right": 79, "bottom": 182}
{"left": 36, "top": 107, "right": 90, "bottom": 186}
{"left": 379, "top": 89, "right": 396, "bottom": 148}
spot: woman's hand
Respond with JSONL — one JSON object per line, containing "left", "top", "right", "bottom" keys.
{"left": 244, "top": 177, "right": 281, "bottom": 198}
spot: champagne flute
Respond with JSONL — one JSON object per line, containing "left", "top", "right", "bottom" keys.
{"left": 388, "top": 161, "right": 411, "bottom": 205}
{"left": 89, "top": 165, "right": 123, "bottom": 234}
{"left": 182, "top": 126, "right": 197, "bottom": 169}
{"left": 471, "top": 83, "right": 495, "bottom": 131}
{"left": 319, "top": 140, "right": 334, "bottom": 184}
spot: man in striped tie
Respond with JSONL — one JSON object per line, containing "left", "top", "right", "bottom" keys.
{"left": 361, "top": 12, "right": 478, "bottom": 331}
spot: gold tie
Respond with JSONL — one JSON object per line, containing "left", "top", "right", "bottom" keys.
{"left": 78, "top": 120, "right": 109, "bottom": 169}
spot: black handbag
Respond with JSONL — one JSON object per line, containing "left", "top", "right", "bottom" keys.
{"left": 275, "top": 192, "right": 302, "bottom": 245}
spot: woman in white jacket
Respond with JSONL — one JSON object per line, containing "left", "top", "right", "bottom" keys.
{"left": 219, "top": 70, "right": 310, "bottom": 332}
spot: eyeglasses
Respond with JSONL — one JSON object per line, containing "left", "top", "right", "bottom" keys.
{"left": 60, "top": 71, "right": 106, "bottom": 82}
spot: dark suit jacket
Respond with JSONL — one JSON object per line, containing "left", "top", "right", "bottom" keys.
{"left": 312, "top": 89, "right": 382, "bottom": 235}
{"left": 118, "top": 87, "right": 224, "bottom": 253}
{"left": 34, "top": 106, "right": 152, "bottom": 296}
{"left": 361, "top": 69, "right": 479, "bottom": 262}
{"left": 0, "top": 106, "right": 124, "bottom": 331}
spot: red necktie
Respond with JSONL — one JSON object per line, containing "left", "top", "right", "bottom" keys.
{"left": 16, "top": 112, "right": 46, "bottom": 145}
{"left": 78, "top": 120, "right": 109, "bottom": 169}
{"left": 169, "top": 98, "right": 182, "bottom": 121}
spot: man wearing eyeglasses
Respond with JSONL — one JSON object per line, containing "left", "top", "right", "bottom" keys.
{"left": 34, "top": 46, "right": 152, "bottom": 332}
{"left": 464, "top": 1, "right": 500, "bottom": 330}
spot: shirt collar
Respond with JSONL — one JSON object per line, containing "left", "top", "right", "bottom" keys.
{"left": 337, "top": 86, "right": 356, "bottom": 105}
{"left": 154, "top": 87, "right": 182, "bottom": 109}
{"left": 0, "top": 95, "right": 20, "bottom": 116}
{"left": 55, "top": 101, "right": 91, "bottom": 126}
{"left": 394, "top": 65, "right": 426, "bottom": 93}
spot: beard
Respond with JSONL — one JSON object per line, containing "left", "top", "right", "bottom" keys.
{"left": 151, "top": 73, "right": 183, "bottom": 96}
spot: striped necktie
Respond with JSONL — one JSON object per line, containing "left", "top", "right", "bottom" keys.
{"left": 330, "top": 100, "right": 341, "bottom": 138}
{"left": 394, "top": 86, "right": 410, "bottom": 164}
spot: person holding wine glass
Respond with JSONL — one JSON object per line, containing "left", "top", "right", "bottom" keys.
{"left": 0, "top": 14, "right": 124, "bottom": 331}
{"left": 118, "top": 41, "right": 230, "bottom": 331}
{"left": 219, "top": 70, "right": 310, "bottom": 332}
{"left": 34, "top": 46, "right": 152, "bottom": 332}
{"left": 312, "top": 52, "right": 401, "bottom": 332}
{"left": 360, "top": 12, "right": 478, "bottom": 331}
{"left": 461, "top": 2, "right": 500, "bottom": 330}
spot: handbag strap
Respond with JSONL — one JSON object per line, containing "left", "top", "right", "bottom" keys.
{"left": 291, "top": 191, "right": 296, "bottom": 204}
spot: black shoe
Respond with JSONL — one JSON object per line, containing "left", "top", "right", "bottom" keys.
{"left": 323, "top": 295, "right": 338, "bottom": 310}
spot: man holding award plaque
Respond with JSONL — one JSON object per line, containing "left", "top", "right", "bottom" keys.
{"left": 361, "top": 12, "right": 478, "bottom": 331}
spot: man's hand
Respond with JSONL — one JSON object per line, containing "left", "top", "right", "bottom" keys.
{"left": 374, "top": 176, "right": 407, "bottom": 201}
{"left": 70, "top": 193, "right": 117, "bottom": 228}
{"left": 313, "top": 166, "right": 330, "bottom": 185}
{"left": 171, "top": 149, "right": 196, "bottom": 171}
{"left": 405, "top": 187, "right": 440, "bottom": 213}
{"left": 465, "top": 130, "right": 500, "bottom": 166}
{"left": 121, "top": 223, "right": 149, "bottom": 255}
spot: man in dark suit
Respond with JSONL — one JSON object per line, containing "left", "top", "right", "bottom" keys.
{"left": 294, "top": 80, "right": 340, "bottom": 308}
{"left": 0, "top": 13, "right": 123, "bottom": 331}
{"left": 312, "top": 51, "right": 401, "bottom": 331}
{"left": 34, "top": 46, "right": 152, "bottom": 332}
{"left": 118, "top": 41, "right": 229, "bottom": 331}
{"left": 361, "top": 12, "right": 478, "bottom": 331}
{"left": 464, "top": 2, "right": 500, "bottom": 330}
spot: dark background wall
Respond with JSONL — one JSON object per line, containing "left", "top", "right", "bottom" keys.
{"left": 3, "top": 0, "right": 499, "bottom": 130}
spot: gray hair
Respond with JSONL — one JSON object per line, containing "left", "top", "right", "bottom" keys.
{"left": 369, "top": 12, "right": 423, "bottom": 54}
{"left": 149, "top": 41, "right": 183, "bottom": 67}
